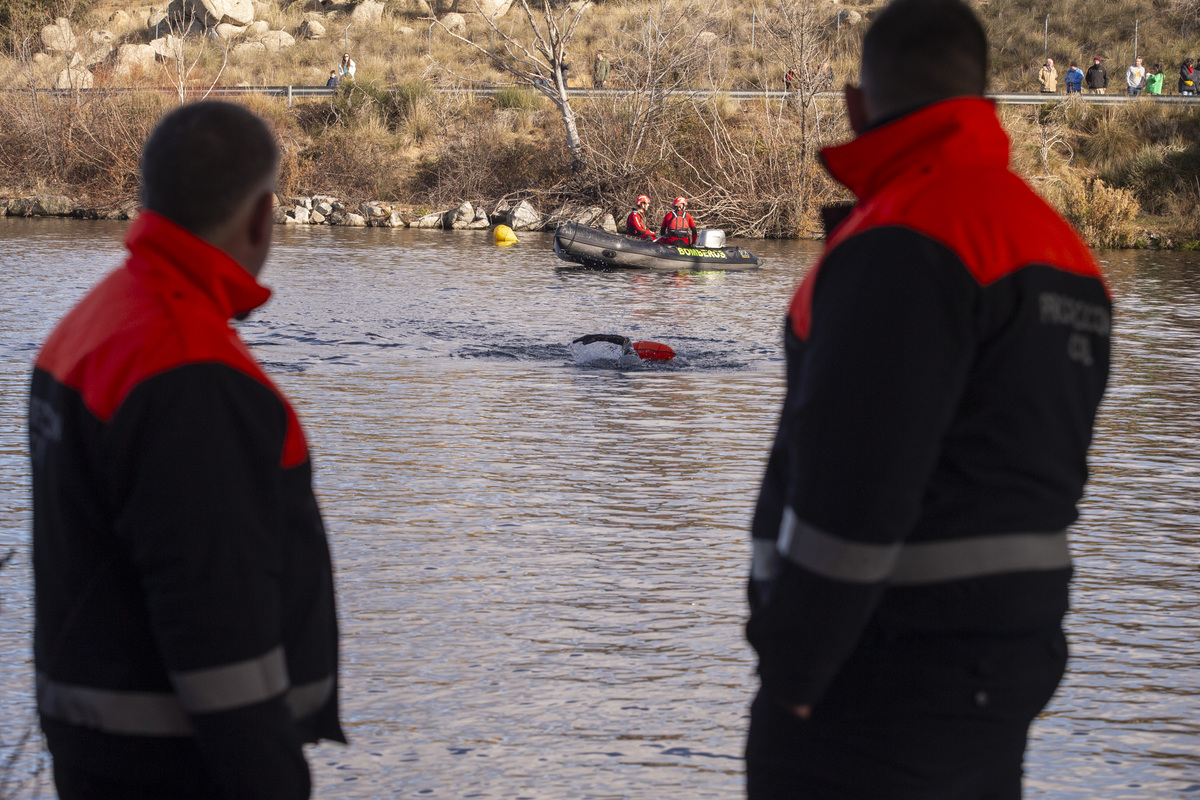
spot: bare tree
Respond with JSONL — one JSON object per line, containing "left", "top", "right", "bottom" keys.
{"left": 158, "top": 13, "right": 230, "bottom": 103}
{"left": 432, "top": 0, "right": 590, "bottom": 172}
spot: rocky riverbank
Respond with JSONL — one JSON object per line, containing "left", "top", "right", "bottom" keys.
{"left": 0, "top": 192, "right": 621, "bottom": 233}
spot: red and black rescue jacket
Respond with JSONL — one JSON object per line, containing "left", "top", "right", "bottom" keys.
{"left": 625, "top": 209, "right": 655, "bottom": 240}
{"left": 30, "top": 212, "right": 343, "bottom": 796}
{"left": 747, "top": 98, "right": 1111, "bottom": 708}
{"left": 659, "top": 210, "right": 695, "bottom": 243}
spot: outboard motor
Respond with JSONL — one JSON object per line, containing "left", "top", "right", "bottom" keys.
{"left": 695, "top": 229, "right": 726, "bottom": 248}
{"left": 570, "top": 333, "right": 641, "bottom": 368}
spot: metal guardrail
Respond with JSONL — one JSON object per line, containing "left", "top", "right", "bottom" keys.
{"left": 11, "top": 85, "right": 1200, "bottom": 106}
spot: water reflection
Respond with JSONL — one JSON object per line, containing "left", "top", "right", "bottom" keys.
{"left": 0, "top": 221, "right": 1197, "bottom": 798}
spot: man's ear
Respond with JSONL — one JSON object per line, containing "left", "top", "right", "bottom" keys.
{"left": 845, "top": 84, "right": 869, "bottom": 135}
{"left": 248, "top": 191, "right": 274, "bottom": 247}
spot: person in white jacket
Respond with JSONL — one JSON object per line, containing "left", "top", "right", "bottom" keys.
{"left": 337, "top": 53, "right": 356, "bottom": 80}
{"left": 1126, "top": 56, "right": 1147, "bottom": 96}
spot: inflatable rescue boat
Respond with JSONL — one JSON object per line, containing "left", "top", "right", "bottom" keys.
{"left": 553, "top": 221, "right": 762, "bottom": 271}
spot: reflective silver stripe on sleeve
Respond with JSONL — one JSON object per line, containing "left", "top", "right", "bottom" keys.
{"left": 777, "top": 507, "right": 901, "bottom": 584}
{"left": 37, "top": 671, "right": 192, "bottom": 736}
{"left": 169, "top": 646, "right": 289, "bottom": 714}
{"left": 285, "top": 676, "right": 335, "bottom": 720}
{"left": 751, "top": 537, "right": 779, "bottom": 582}
{"left": 890, "top": 531, "right": 1071, "bottom": 586}
{"left": 775, "top": 507, "right": 1071, "bottom": 586}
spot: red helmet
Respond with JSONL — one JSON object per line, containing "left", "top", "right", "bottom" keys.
{"left": 636, "top": 194, "right": 650, "bottom": 205}
{"left": 673, "top": 196, "right": 688, "bottom": 207}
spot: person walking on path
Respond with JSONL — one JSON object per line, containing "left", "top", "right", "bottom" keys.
{"left": 29, "top": 101, "right": 344, "bottom": 800}
{"left": 743, "top": 0, "right": 1112, "bottom": 796}
{"left": 1180, "top": 58, "right": 1195, "bottom": 94}
{"left": 593, "top": 50, "right": 610, "bottom": 88}
{"left": 338, "top": 52, "right": 356, "bottom": 80}
{"left": 1146, "top": 63, "right": 1165, "bottom": 95}
{"left": 1038, "top": 57, "right": 1057, "bottom": 92}
{"left": 1064, "top": 61, "right": 1084, "bottom": 93}
{"left": 1126, "top": 56, "right": 1147, "bottom": 96}
{"left": 1086, "top": 55, "right": 1108, "bottom": 93}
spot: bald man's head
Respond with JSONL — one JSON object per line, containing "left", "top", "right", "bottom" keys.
{"left": 858, "top": 0, "right": 988, "bottom": 123}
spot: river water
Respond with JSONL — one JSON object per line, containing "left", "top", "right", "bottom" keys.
{"left": 0, "top": 219, "right": 1197, "bottom": 799}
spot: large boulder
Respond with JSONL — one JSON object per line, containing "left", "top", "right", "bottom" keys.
{"left": 506, "top": 199, "right": 542, "bottom": 231}
{"left": 214, "top": 22, "right": 247, "bottom": 38}
{"left": 40, "top": 18, "right": 77, "bottom": 53}
{"left": 10, "top": 195, "right": 74, "bottom": 216}
{"left": 340, "top": 213, "right": 368, "bottom": 227}
{"left": 350, "top": 0, "right": 384, "bottom": 25}
{"left": 433, "top": 0, "right": 455, "bottom": 12}
{"left": 231, "top": 41, "right": 267, "bottom": 58}
{"left": 445, "top": 201, "right": 474, "bottom": 229}
{"left": 149, "top": 34, "right": 183, "bottom": 59}
{"left": 298, "top": 19, "right": 325, "bottom": 38}
{"left": 82, "top": 30, "right": 116, "bottom": 65}
{"left": 108, "top": 9, "right": 132, "bottom": 27}
{"left": 244, "top": 19, "right": 271, "bottom": 37}
{"left": 382, "top": 210, "right": 407, "bottom": 227}
{"left": 391, "top": 0, "right": 431, "bottom": 15}
{"left": 113, "top": 43, "right": 157, "bottom": 79}
{"left": 54, "top": 67, "right": 94, "bottom": 89}
{"left": 413, "top": 211, "right": 445, "bottom": 229}
{"left": 259, "top": 29, "right": 295, "bottom": 53}
{"left": 468, "top": 208, "right": 490, "bottom": 229}
{"left": 468, "top": 0, "right": 512, "bottom": 16}
{"left": 186, "top": 0, "right": 255, "bottom": 27}
{"left": 599, "top": 213, "right": 617, "bottom": 233}
{"left": 440, "top": 11, "right": 466, "bottom": 33}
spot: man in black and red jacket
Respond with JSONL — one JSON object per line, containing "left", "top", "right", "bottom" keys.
{"left": 745, "top": 0, "right": 1111, "bottom": 796}
{"left": 29, "top": 102, "right": 343, "bottom": 798}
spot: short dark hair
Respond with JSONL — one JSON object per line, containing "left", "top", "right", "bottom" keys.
{"left": 861, "top": 0, "right": 988, "bottom": 114}
{"left": 140, "top": 101, "right": 279, "bottom": 236}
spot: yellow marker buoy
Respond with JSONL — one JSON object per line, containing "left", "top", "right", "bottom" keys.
{"left": 493, "top": 224, "right": 518, "bottom": 244}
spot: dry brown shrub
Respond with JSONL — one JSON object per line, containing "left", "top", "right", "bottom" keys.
{"left": 1050, "top": 173, "right": 1140, "bottom": 248}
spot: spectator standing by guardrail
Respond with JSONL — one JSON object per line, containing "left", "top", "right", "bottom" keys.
{"left": 1126, "top": 56, "right": 1147, "bottom": 96}
{"left": 1086, "top": 56, "right": 1108, "bottom": 93}
{"left": 1038, "top": 58, "right": 1057, "bottom": 92}
{"left": 338, "top": 53, "right": 356, "bottom": 81}
{"left": 1065, "top": 61, "right": 1084, "bottom": 93}
{"left": 593, "top": 51, "right": 610, "bottom": 88}
{"left": 1146, "top": 63, "right": 1164, "bottom": 95}
{"left": 325, "top": 70, "right": 338, "bottom": 88}
{"left": 1180, "top": 58, "right": 1195, "bottom": 95}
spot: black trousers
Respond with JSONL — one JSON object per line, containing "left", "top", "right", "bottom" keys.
{"left": 746, "top": 626, "right": 1067, "bottom": 800}
{"left": 54, "top": 760, "right": 224, "bottom": 800}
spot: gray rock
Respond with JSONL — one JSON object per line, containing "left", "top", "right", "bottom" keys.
{"left": 414, "top": 212, "right": 445, "bottom": 228}
{"left": 314, "top": 200, "right": 334, "bottom": 216}
{"left": 391, "top": 0, "right": 430, "bottom": 14}
{"left": 187, "top": 0, "right": 255, "bottom": 27}
{"left": 470, "top": 0, "right": 513, "bottom": 17}
{"left": 599, "top": 213, "right": 617, "bottom": 233}
{"left": 114, "top": 43, "right": 157, "bottom": 80}
{"left": 83, "top": 30, "right": 116, "bottom": 65}
{"left": 0, "top": 199, "right": 10, "bottom": 216}
{"left": 231, "top": 41, "right": 267, "bottom": 58}
{"left": 11, "top": 195, "right": 74, "bottom": 216}
{"left": 341, "top": 212, "right": 368, "bottom": 227}
{"left": 292, "top": 206, "right": 311, "bottom": 224}
{"left": 259, "top": 29, "right": 295, "bottom": 53}
{"left": 272, "top": 206, "right": 289, "bottom": 224}
{"left": 359, "top": 201, "right": 389, "bottom": 219}
{"left": 326, "top": 211, "right": 346, "bottom": 225}
{"left": 214, "top": 22, "right": 247, "bottom": 38}
{"left": 310, "top": 210, "right": 326, "bottom": 224}
{"left": 244, "top": 19, "right": 271, "bottom": 37}
{"left": 350, "top": 0, "right": 384, "bottom": 25}
{"left": 108, "top": 9, "right": 132, "bottom": 27}
{"left": 149, "top": 35, "right": 183, "bottom": 59}
{"left": 291, "top": 197, "right": 313, "bottom": 209}
{"left": 433, "top": 0, "right": 455, "bottom": 13}
{"left": 398, "top": 25, "right": 414, "bottom": 34}
{"left": 468, "top": 208, "right": 490, "bottom": 229}
{"left": 40, "top": 18, "right": 77, "bottom": 53}
{"left": 298, "top": 19, "right": 325, "bottom": 38}
{"left": 440, "top": 11, "right": 466, "bottom": 34}
{"left": 383, "top": 211, "right": 407, "bottom": 227}
{"left": 54, "top": 67, "right": 94, "bottom": 89}
{"left": 446, "top": 201, "right": 474, "bottom": 229}
{"left": 506, "top": 199, "right": 542, "bottom": 231}
{"left": 332, "top": 201, "right": 348, "bottom": 213}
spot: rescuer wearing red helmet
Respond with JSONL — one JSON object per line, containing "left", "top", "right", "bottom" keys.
{"left": 625, "top": 194, "right": 656, "bottom": 241}
{"left": 659, "top": 196, "right": 697, "bottom": 246}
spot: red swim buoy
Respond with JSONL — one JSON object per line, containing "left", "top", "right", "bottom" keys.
{"left": 632, "top": 341, "right": 675, "bottom": 361}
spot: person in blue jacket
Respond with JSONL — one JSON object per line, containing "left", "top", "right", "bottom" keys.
{"left": 1065, "top": 61, "right": 1085, "bottom": 92}
{"left": 744, "top": 0, "right": 1111, "bottom": 796}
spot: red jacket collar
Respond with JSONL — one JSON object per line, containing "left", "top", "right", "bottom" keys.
{"left": 821, "top": 97, "right": 1010, "bottom": 202}
{"left": 124, "top": 211, "right": 272, "bottom": 319}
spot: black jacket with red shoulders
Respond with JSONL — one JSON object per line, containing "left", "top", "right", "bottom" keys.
{"left": 29, "top": 212, "right": 343, "bottom": 796}
{"left": 747, "top": 98, "right": 1111, "bottom": 708}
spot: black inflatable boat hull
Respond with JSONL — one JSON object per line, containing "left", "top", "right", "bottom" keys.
{"left": 553, "top": 221, "right": 762, "bottom": 271}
